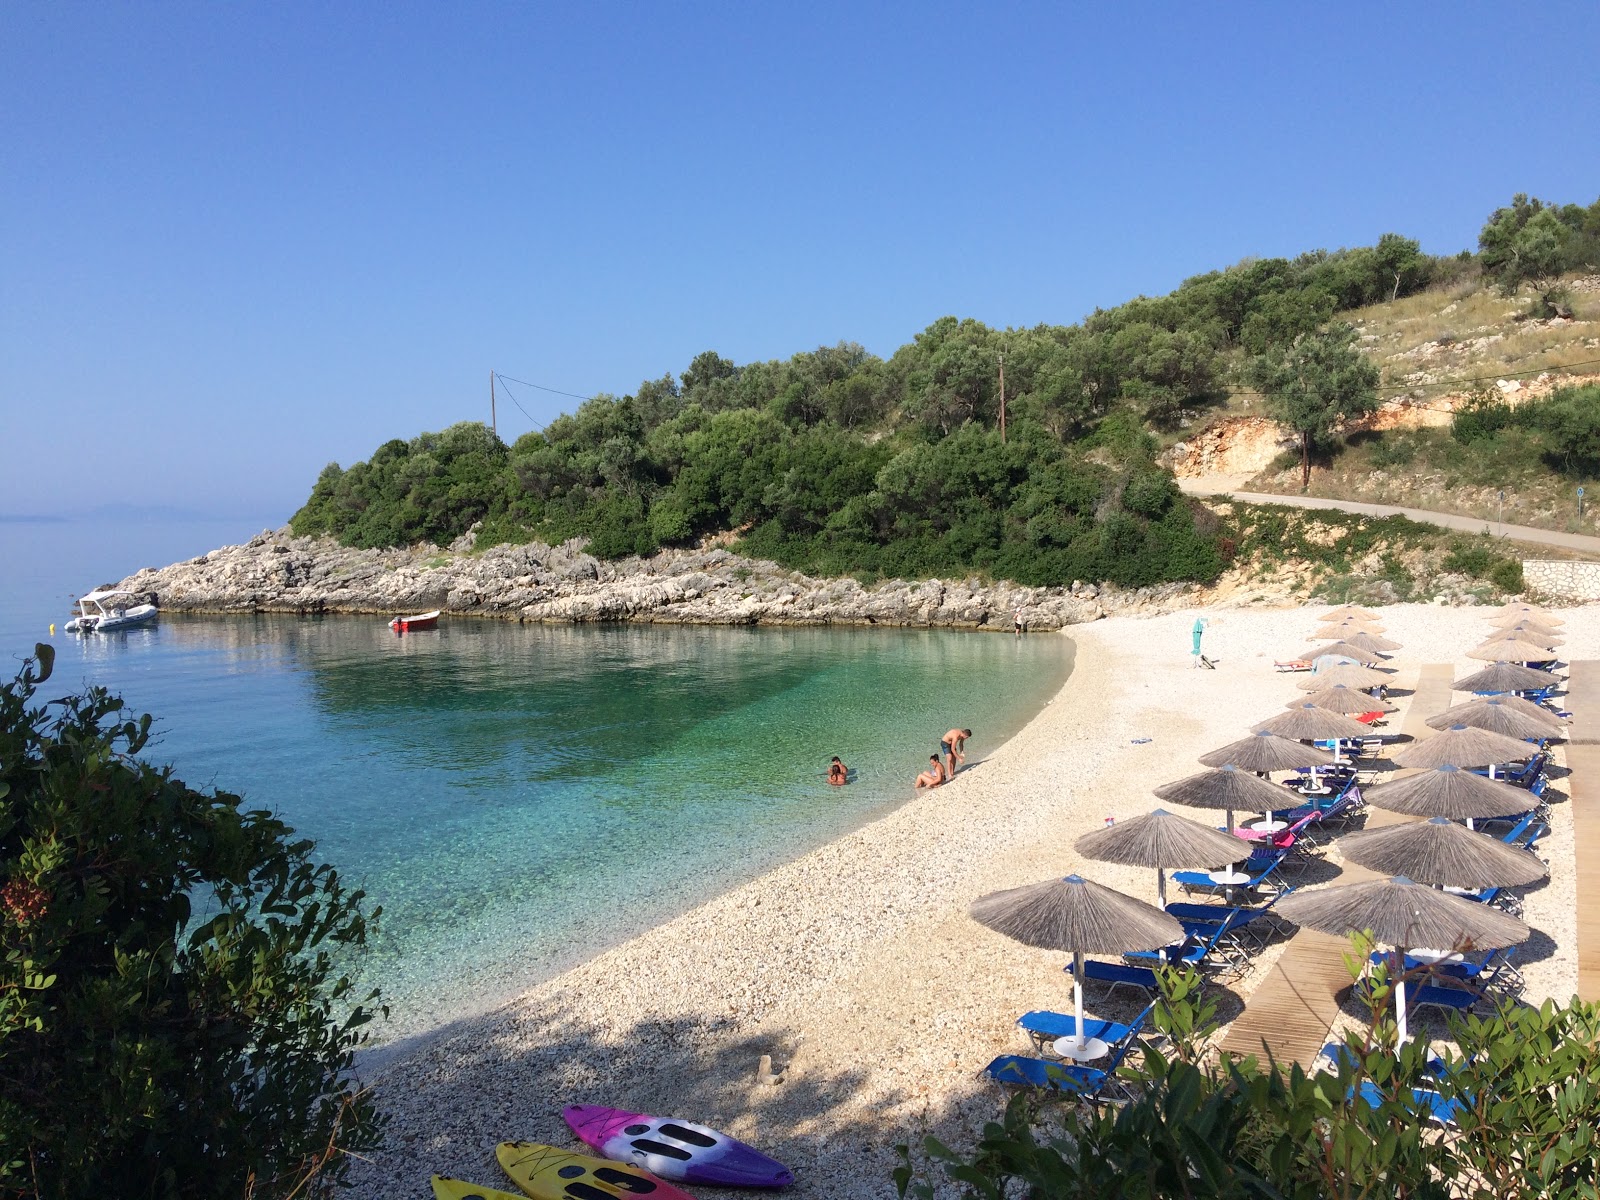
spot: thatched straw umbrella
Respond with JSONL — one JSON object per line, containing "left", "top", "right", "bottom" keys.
{"left": 1152, "top": 765, "right": 1301, "bottom": 833}
{"left": 1075, "top": 809, "right": 1248, "bottom": 906}
{"left": 1253, "top": 704, "right": 1372, "bottom": 761}
{"left": 1481, "top": 626, "right": 1563, "bottom": 651}
{"left": 1340, "top": 818, "right": 1547, "bottom": 889}
{"left": 1468, "top": 635, "right": 1558, "bottom": 664}
{"left": 1277, "top": 877, "right": 1529, "bottom": 1042}
{"left": 1314, "top": 620, "right": 1387, "bottom": 640}
{"left": 1300, "top": 685, "right": 1397, "bottom": 715}
{"left": 1200, "top": 730, "right": 1335, "bottom": 773}
{"left": 1339, "top": 631, "right": 1403, "bottom": 655}
{"left": 1321, "top": 605, "right": 1380, "bottom": 622}
{"left": 1424, "top": 698, "right": 1564, "bottom": 742}
{"left": 1296, "top": 663, "right": 1394, "bottom": 691}
{"left": 1392, "top": 724, "right": 1535, "bottom": 771}
{"left": 1364, "top": 764, "right": 1535, "bottom": 822}
{"left": 1492, "top": 617, "right": 1564, "bottom": 640}
{"left": 1452, "top": 662, "right": 1558, "bottom": 695}
{"left": 1492, "top": 603, "right": 1561, "bottom": 625}
{"left": 970, "top": 875, "right": 1182, "bottom": 1057}
{"left": 1306, "top": 640, "right": 1385, "bottom": 663}
{"left": 1433, "top": 693, "right": 1563, "bottom": 731}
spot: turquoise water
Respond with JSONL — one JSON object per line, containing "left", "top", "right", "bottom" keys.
{"left": 1, "top": 518, "right": 1070, "bottom": 1042}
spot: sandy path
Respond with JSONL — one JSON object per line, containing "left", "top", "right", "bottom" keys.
{"left": 349, "top": 603, "right": 1591, "bottom": 1199}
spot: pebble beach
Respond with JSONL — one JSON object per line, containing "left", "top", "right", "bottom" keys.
{"left": 348, "top": 603, "right": 1592, "bottom": 1199}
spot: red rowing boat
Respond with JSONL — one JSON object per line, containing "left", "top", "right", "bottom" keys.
{"left": 389, "top": 610, "right": 440, "bottom": 633}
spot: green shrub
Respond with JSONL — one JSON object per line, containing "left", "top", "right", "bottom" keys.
{"left": 1367, "top": 434, "right": 1417, "bottom": 468}
{"left": 0, "top": 648, "right": 384, "bottom": 1197}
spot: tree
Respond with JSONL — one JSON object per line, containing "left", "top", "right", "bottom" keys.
{"left": 0, "top": 648, "right": 385, "bottom": 1198}
{"left": 1247, "top": 324, "right": 1379, "bottom": 489}
{"left": 1479, "top": 194, "right": 1580, "bottom": 316}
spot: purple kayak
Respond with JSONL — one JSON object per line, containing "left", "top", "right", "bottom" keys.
{"left": 563, "top": 1105, "right": 795, "bottom": 1188}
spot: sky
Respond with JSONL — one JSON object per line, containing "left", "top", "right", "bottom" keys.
{"left": 4, "top": 1, "right": 1599, "bottom": 520}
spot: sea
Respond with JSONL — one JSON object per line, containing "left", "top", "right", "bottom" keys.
{"left": 0, "top": 514, "right": 1071, "bottom": 1045}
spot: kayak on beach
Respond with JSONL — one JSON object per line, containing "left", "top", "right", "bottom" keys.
{"left": 432, "top": 1175, "right": 527, "bottom": 1200}
{"left": 497, "top": 1141, "right": 699, "bottom": 1200}
{"left": 563, "top": 1105, "right": 795, "bottom": 1188}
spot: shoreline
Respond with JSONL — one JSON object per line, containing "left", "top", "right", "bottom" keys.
{"left": 348, "top": 604, "right": 1587, "bottom": 1200}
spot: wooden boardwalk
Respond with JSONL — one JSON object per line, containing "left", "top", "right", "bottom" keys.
{"left": 1566, "top": 661, "right": 1600, "bottom": 1002}
{"left": 1215, "top": 664, "right": 1453, "bottom": 1065}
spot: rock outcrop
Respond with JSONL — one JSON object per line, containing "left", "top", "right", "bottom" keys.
{"left": 110, "top": 528, "right": 1214, "bottom": 631}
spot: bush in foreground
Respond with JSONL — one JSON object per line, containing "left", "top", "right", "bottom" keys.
{"left": 898, "top": 963, "right": 1600, "bottom": 1199}
{"left": 0, "top": 647, "right": 385, "bottom": 1198}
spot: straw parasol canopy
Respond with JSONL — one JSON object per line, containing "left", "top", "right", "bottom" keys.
{"left": 1339, "top": 818, "right": 1548, "bottom": 889}
{"left": 1152, "top": 764, "right": 1300, "bottom": 833}
{"left": 1491, "top": 616, "right": 1564, "bottom": 639}
{"left": 1424, "top": 698, "right": 1564, "bottom": 741}
{"left": 1199, "top": 730, "right": 1335, "bottom": 773}
{"left": 1492, "top": 603, "right": 1561, "bottom": 625}
{"left": 1295, "top": 663, "right": 1394, "bottom": 691}
{"left": 1480, "top": 624, "right": 1563, "bottom": 650}
{"left": 1314, "top": 620, "right": 1386, "bottom": 639}
{"left": 1320, "top": 605, "right": 1379, "bottom": 622}
{"left": 1433, "top": 693, "right": 1563, "bottom": 730}
{"left": 1305, "top": 640, "right": 1384, "bottom": 663}
{"left": 1254, "top": 703, "right": 1373, "bottom": 742}
{"left": 1391, "top": 724, "right": 1536, "bottom": 770}
{"left": 1300, "top": 685, "right": 1397, "bottom": 715}
{"left": 1452, "top": 662, "right": 1558, "bottom": 694}
{"left": 970, "top": 874, "right": 1183, "bottom": 1055}
{"left": 1467, "top": 635, "right": 1557, "bottom": 664}
{"left": 1276, "top": 876, "right": 1531, "bottom": 1043}
{"left": 1364, "top": 764, "right": 1536, "bottom": 821}
{"left": 1339, "top": 631, "right": 1403, "bottom": 654}
{"left": 1075, "top": 809, "right": 1247, "bottom": 905}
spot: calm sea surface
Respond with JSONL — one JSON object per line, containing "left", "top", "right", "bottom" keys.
{"left": 0, "top": 516, "right": 1070, "bottom": 1043}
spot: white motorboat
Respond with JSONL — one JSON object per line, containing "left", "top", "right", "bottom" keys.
{"left": 64, "top": 589, "right": 159, "bottom": 633}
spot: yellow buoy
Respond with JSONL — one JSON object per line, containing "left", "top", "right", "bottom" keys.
{"left": 49, "top": 623, "right": 55, "bottom": 635}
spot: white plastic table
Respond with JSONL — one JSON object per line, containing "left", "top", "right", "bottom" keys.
{"left": 1209, "top": 869, "right": 1251, "bottom": 886}
{"left": 1051, "top": 1036, "right": 1110, "bottom": 1061}
{"left": 1248, "top": 818, "right": 1289, "bottom": 833}
{"left": 1408, "top": 947, "right": 1465, "bottom": 966}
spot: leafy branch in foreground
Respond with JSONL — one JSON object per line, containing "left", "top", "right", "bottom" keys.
{"left": 897, "top": 960, "right": 1600, "bottom": 1199}
{"left": 0, "top": 646, "right": 386, "bottom": 1198}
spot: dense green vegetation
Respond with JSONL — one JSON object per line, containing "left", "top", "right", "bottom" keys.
{"left": 290, "top": 193, "right": 1595, "bottom": 588}
{"left": 0, "top": 649, "right": 384, "bottom": 1198}
{"left": 1479, "top": 194, "right": 1600, "bottom": 316}
{"left": 897, "top": 964, "right": 1600, "bottom": 1200}
{"left": 1452, "top": 383, "right": 1600, "bottom": 480}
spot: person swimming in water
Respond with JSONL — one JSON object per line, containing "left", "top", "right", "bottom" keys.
{"left": 915, "top": 754, "right": 947, "bottom": 789}
{"left": 828, "top": 756, "right": 849, "bottom": 785}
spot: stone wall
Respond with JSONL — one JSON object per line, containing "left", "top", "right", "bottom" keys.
{"left": 1523, "top": 559, "right": 1600, "bottom": 601}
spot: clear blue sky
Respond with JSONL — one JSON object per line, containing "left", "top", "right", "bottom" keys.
{"left": 4, "top": 1, "right": 1597, "bottom": 519}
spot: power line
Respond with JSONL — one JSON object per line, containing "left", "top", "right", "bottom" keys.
{"left": 491, "top": 374, "right": 547, "bottom": 434}
{"left": 493, "top": 372, "right": 595, "bottom": 403}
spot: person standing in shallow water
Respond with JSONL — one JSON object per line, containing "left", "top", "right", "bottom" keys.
{"left": 828, "top": 756, "right": 849, "bottom": 785}
{"left": 941, "top": 728, "right": 971, "bottom": 778}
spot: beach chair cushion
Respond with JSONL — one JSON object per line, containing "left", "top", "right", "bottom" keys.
{"left": 1071, "top": 960, "right": 1160, "bottom": 995}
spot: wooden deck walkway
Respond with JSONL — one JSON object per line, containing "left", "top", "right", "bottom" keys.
{"left": 1565, "top": 661, "right": 1600, "bottom": 1002}
{"left": 1215, "top": 664, "right": 1453, "bottom": 1065}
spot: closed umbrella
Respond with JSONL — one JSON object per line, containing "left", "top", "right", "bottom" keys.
{"left": 1364, "top": 764, "right": 1534, "bottom": 822}
{"left": 1277, "top": 877, "right": 1529, "bottom": 1043}
{"left": 1339, "top": 818, "right": 1547, "bottom": 889}
{"left": 1320, "top": 605, "right": 1380, "bottom": 622}
{"left": 1392, "top": 724, "right": 1534, "bottom": 771}
{"left": 1076, "top": 809, "right": 1247, "bottom": 906}
{"left": 1424, "top": 698, "right": 1563, "bottom": 741}
{"left": 1433, "top": 693, "right": 1563, "bottom": 731}
{"left": 1452, "top": 662, "right": 1558, "bottom": 695}
{"left": 1468, "top": 635, "right": 1557, "bottom": 664}
{"left": 1152, "top": 764, "right": 1300, "bottom": 834}
{"left": 1200, "top": 730, "right": 1335, "bottom": 773}
{"left": 1296, "top": 663, "right": 1394, "bottom": 691}
{"left": 970, "top": 875, "right": 1183, "bottom": 1058}
{"left": 1300, "top": 685, "right": 1397, "bottom": 715}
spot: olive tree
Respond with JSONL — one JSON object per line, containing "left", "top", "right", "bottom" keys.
{"left": 1247, "top": 324, "right": 1379, "bottom": 489}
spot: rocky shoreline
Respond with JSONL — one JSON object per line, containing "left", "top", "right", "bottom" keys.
{"left": 112, "top": 527, "right": 1215, "bottom": 630}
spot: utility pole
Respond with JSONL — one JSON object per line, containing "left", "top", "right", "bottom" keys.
{"left": 998, "top": 352, "right": 1006, "bottom": 444}
{"left": 490, "top": 370, "right": 497, "bottom": 438}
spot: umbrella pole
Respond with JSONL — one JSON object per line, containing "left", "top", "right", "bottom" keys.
{"left": 1225, "top": 807, "right": 1236, "bottom": 833}
{"left": 1394, "top": 951, "right": 1409, "bottom": 1046}
{"left": 1073, "top": 951, "right": 1087, "bottom": 1053}
{"left": 1158, "top": 868, "right": 1167, "bottom": 908}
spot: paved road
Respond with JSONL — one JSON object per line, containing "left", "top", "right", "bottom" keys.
{"left": 1176, "top": 480, "right": 1600, "bottom": 556}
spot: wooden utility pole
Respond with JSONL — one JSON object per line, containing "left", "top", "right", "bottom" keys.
{"left": 998, "top": 352, "right": 1006, "bottom": 443}
{"left": 490, "top": 371, "right": 497, "bottom": 437}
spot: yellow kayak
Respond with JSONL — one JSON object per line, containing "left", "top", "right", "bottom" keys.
{"left": 496, "top": 1141, "right": 699, "bottom": 1200}
{"left": 432, "top": 1176, "right": 528, "bottom": 1200}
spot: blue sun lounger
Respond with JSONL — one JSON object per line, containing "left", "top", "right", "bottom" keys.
{"left": 984, "top": 1028, "right": 1141, "bottom": 1099}
{"left": 1351, "top": 1080, "right": 1462, "bottom": 1125}
{"left": 1069, "top": 959, "right": 1161, "bottom": 1000}
{"left": 1016, "top": 1001, "right": 1155, "bottom": 1052}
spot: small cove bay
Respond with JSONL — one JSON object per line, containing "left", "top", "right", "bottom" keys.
{"left": 2, "top": 517, "right": 1071, "bottom": 1046}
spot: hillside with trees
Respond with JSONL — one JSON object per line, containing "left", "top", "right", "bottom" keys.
{"left": 291, "top": 193, "right": 1600, "bottom": 588}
